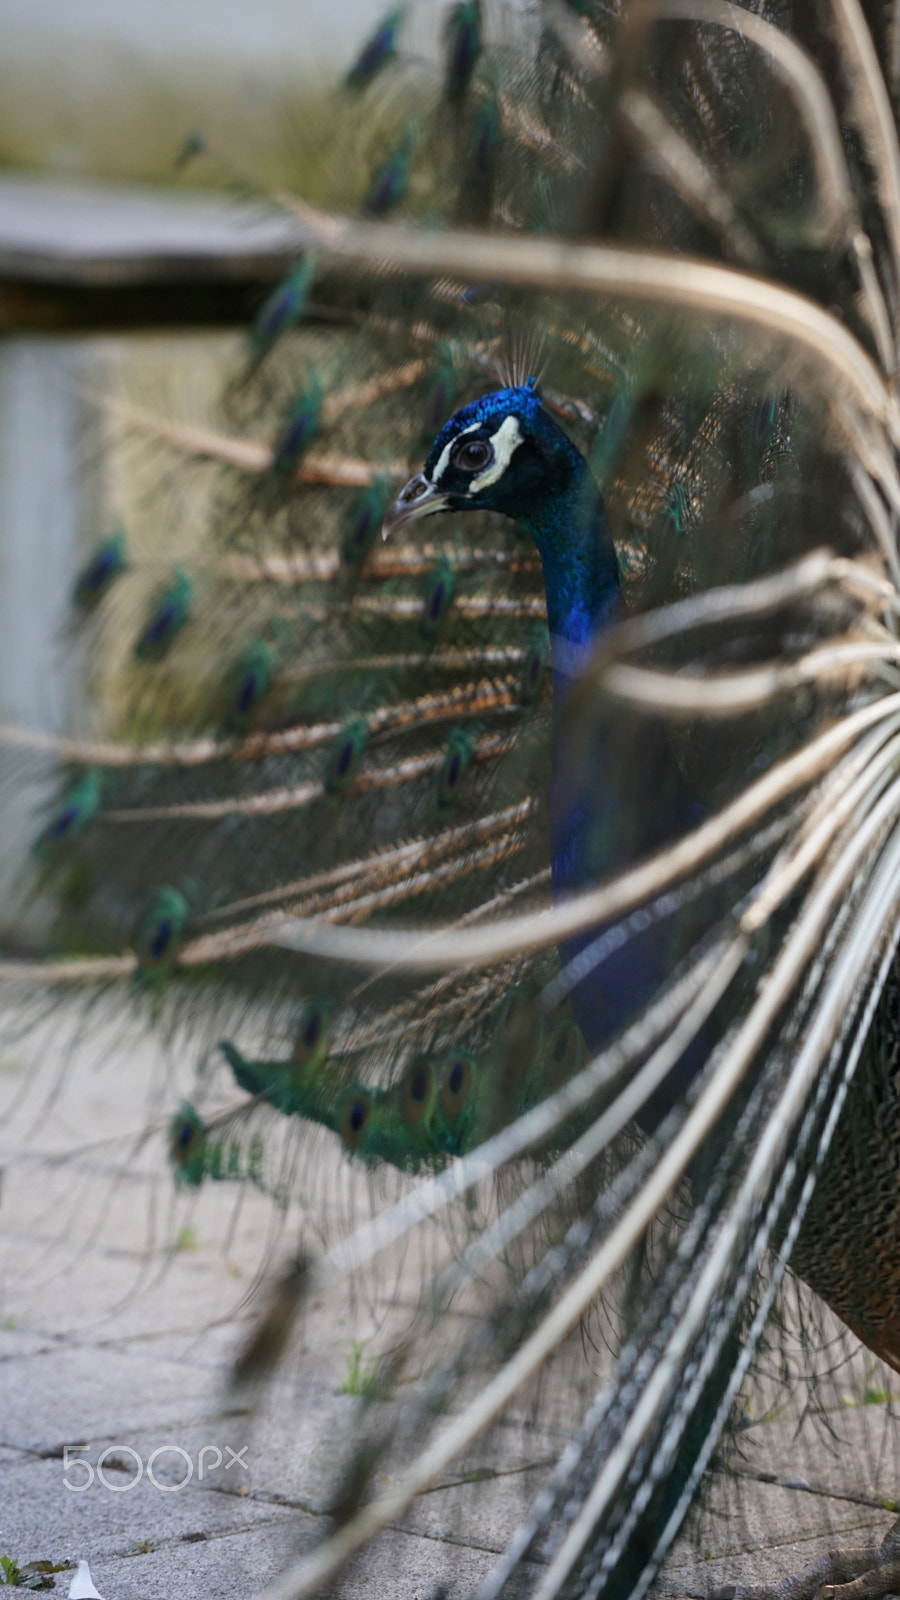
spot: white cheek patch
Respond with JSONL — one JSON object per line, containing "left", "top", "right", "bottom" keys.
{"left": 471, "top": 414, "right": 523, "bottom": 493}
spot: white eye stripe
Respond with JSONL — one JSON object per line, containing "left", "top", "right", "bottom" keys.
{"left": 431, "top": 419, "right": 481, "bottom": 487}
{"left": 470, "top": 415, "right": 523, "bottom": 493}
{"left": 431, "top": 414, "right": 524, "bottom": 497}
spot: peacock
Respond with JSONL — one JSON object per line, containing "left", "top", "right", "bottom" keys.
{"left": 6, "top": 0, "right": 900, "bottom": 1597}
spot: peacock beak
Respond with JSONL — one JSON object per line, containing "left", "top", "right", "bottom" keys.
{"left": 382, "top": 473, "right": 449, "bottom": 537}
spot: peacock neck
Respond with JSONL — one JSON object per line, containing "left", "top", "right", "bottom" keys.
{"left": 516, "top": 461, "right": 621, "bottom": 674}
{"left": 517, "top": 454, "right": 626, "bottom": 892}
{"left": 521, "top": 449, "right": 707, "bottom": 1127}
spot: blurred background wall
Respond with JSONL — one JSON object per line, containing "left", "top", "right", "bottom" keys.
{"left": 0, "top": 0, "right": 398, "bottom": 916}
{"left": 0, "top": 0, "right": 389, "bottom": 184}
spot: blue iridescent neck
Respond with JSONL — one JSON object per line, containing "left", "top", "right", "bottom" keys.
{"left": 517, "top": 466, "right": 621, "bottom": 663}
{"left": 495, "top": 437, "right": 620, "bottom": 715}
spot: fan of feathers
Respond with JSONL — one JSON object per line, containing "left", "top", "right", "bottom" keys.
{"left": 6, "top": 2, "right": 900, "bottom": 1599}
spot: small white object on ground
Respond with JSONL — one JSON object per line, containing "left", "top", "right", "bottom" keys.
{"left": 68, "top": 1560, "right": 105, "bottom": 1600}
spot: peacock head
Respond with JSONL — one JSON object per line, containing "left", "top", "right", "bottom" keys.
{"left": 384, "top": 380, "right": 593, "bottom": 542}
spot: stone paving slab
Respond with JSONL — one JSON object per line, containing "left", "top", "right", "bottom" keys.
{"left": 3, "top": 1022, "right": 900, "bottom": 1600}
{"left": 0, "top": 1453, "right": 294, "bottom": 1560}
{"left": 70, "top": 1520, "right": 510, "bottom": 1600}
{"left": 0, "top": 1342, "right": 223, "bottom": 1452}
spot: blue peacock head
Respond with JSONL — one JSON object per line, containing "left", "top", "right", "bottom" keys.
{"left": 385, "top": 379, "right": 620, "bottom": 650}
{"left": 384, "top": 380, "right": 592, "bottom": 540}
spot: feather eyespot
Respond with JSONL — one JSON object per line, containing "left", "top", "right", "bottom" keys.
{"left": 440, "top": 1050, "right": 473, "bottom": 1118}
{"left": 493, "top": 985, "right": 543, "bottom": 1075}
{"left": 520, "top": 628, "right": 549, "bottom": 705}
{"left": 136, "top": 887, "right": 188, "bottom": 978}
{"left": 545, "top": 1019, "right": 584, "bottom": 1087}
{"left": 73, "top": 530, "right": 127, "bottom": 608}
{"left": 229, "top": 641, "right": 276, "bottom": 726}
{"left": 168, "top": 1106, "right": 209, "bottom": 1187}
{"left": 421, "top": 559, "right": 456, "bottom": 637}
{"left": 292, "top": 1001, "right": 331, "bottom": 1072}
{"left": 401, "top": 1056, "right": 436, "bottom": 1125}
{"left": 236, "top": 673, "right": 259, "bottom": 716}
{"left": 496, "top": 986, "right": 525, "bottom": 1033}
{"left": 340, "top": 1092, "right": 372, "bottom": 1151}
{"left": 343, "top": 479, "right": 390, "bottom": 567}
{"left": 325, "top": 721, "right": 368, "bottom": 793}
{"left": 438, "top": 730, "right": 473, "bottom": 804}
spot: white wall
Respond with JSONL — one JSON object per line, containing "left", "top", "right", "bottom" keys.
{"left": 1, "top": 0, "right": 387, "bottom": 73}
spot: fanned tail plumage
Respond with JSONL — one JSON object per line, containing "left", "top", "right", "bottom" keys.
{"left": 5, "top": 3, "right": 900, "bottom": 1598}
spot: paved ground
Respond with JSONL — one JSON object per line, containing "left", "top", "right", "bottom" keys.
{"left": 1, "top": 1017, "right": 898, "bottom": 1600}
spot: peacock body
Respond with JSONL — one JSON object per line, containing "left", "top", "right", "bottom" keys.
{"left": 6, "top": 1, "right": 900, "bottom": 1597}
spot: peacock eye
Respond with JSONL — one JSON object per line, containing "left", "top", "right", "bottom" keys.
{"left": 452, "top": 437, "right": 492, "bottom": 472}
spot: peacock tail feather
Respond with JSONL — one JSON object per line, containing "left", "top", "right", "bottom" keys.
{"left": 5, "top": 2, "right": 900, "bottom": 1598}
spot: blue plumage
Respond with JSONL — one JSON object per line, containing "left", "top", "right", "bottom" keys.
{"left": 344, "top": 6, "right": 405, "bottom": 91}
